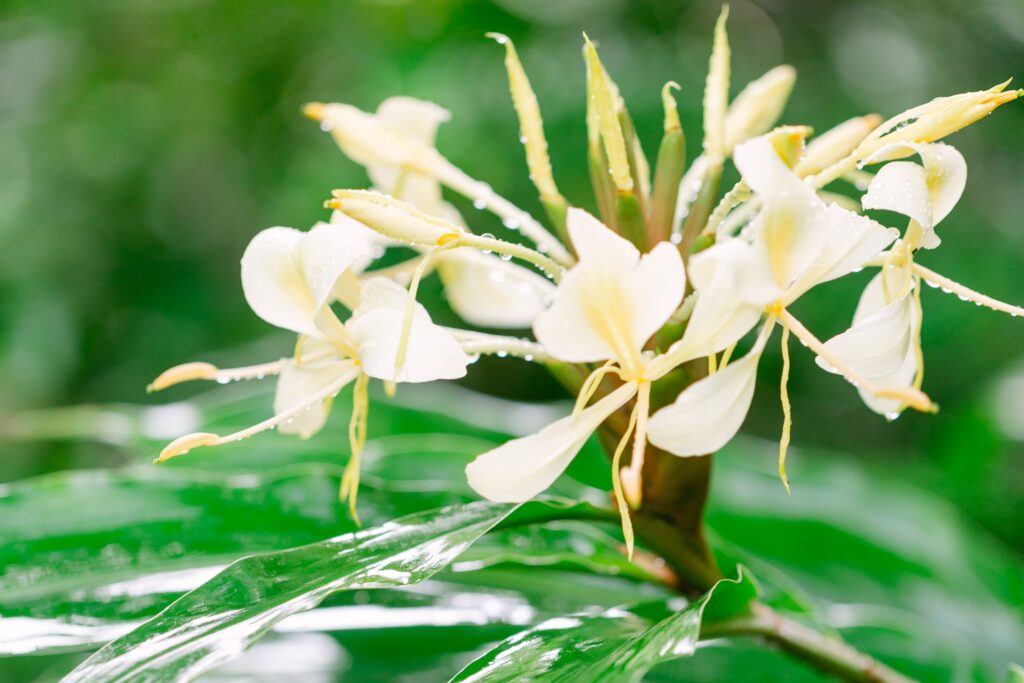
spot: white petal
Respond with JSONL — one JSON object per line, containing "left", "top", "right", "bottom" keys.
{"left": 817, "top": 273, "right": 920, "bottom": 417}
{"left": 858, "top": 344, "right": 918, "bottom": 416}
{"left": 916, "top": 142, "right": 967, "bottom": 238}
{"left": 367, "top": 98, "right": 452, "bottom": 214}
{"left": 817, "top": 294, "right": 913, "bottom": 378}
{"left": 348, "top": 278, "right": 469, "bottom": 383}
{"left": 241, "top": 224, "right": 372, "bottom": 338}
{"left": 862, "top": 160, "right": 932, "bottom": 231}
{"left": 465, "top": 382, "right": 637, "bottom": 502}
{"left": 436, "top": 249, "right": 555, "bottom": 328}
{"left": 647, "top": 349, "right": 761, "bottom": 457}
{"left": 535, "top": 212, "right": 685, "bottom": 365}
{"left": 735, "top": 137, "right": 828, "bottom": 288}
{"left": 864, "top": 142, "right": 966, "bottom": 235}
{"left": 567, "top": 207, "right": 640, "bottom": 266}
{"left": 631, "top": 243, "right": 688, "bottom": 349}
{"left": 788, "top": 204, "right": 898, "bottom": 297}
{"left": 689, "top": 238, "right": 779, "bottom": 307}
{"left": 853, "top": 269, "right": 914, "bottom": 321}
{"left": 274, "top": 358, "right": 358, "bottom": 438}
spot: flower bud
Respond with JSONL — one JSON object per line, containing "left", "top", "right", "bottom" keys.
{"left": 795, "top": 114, "right": 881, "bottom": 176}
{"left": 303, "top": 102, "right": 443, "bottom": 174}
{"left": 856, "top": 81, "right": 1022, "bottom": 160}
{"left": 725, "top": 65, "right": 797, "bottom": 152}
{"left": 488, "top": 33, "right": 565, "bottom": 212}
{"left": 583, "top": 35, "right": 633, "bottom": 193}
{"left": 327, "top": 190, "right": 465, "bottom": 246}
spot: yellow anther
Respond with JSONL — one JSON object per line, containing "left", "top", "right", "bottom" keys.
{"left": 155, "top": 432, "right": 220, "bottom": 463}
{"left": 147, "top": 362, "right": 219, "bottom": 393}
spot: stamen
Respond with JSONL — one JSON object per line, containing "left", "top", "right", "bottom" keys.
{"left": 620, "top": 381, "right": 651, "bottom": 507}
{"left": 393, "top": 243, "right": 458, "bottom": 383}
{"left": 777, "top": 326, "right": 793, "bottom": 494}
{"left": 610, "top": 387, "right": 640, "bottom": 560}
{"left": 913, "top": 262, "right": 1024, "bottom": 318}
{"left": 446, "top": 329, "right": 552, "bottom": 363}
{"left": 779, "top": 309, "right": 936, "bottom": 413}
{"left": 154, "top": 364, "right": 360, "bottom": 463}
{"left": 458, "top": 233, "right": 565, "bottom": 282}
{"left": 340, "top": 372, "right": 370, "bottom": 526}
{"left": 431, "top": 158, "right": 574, "bottom": 266}
{"left": 147, "top": 359, "right": 283, "bottom": 393}
{"left": 365, "top": 256, "right": 428, "bottom": 287}
{"left": 911, "top": 276, "right": 926, "bottom": 391}
{"left": 573, "top": 362, "right": 622, "bottom": 415}
{"left": 719, "top": 343, "right": 737, "bottom": 369}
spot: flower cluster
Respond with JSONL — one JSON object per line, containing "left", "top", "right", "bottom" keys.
{"left": 150, "top": 13, "right": 1021, "bottom": 545}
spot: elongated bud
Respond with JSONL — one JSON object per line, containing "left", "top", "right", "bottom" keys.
{"left": 487, "top": 33, "right": 567, "bottom": 231}
{"left": 156, "top": 432, "right": 220, "bottom": 463}
{"left": 649, "top": 82, "right": 686, "bottom": 244}
{"left": 703, "top": 6, "right": 731, "bottom": 167}
{"left": 725, "top": 65, "right": 796, "bottom": 152}
{"left": 856, "top": 81, "right": 1023, "bottom": 160}
{"left": 583, "top": 35, "right": 634, "bottom": 193}
{"left": 327, "top": 190, "right": 465, "bottom": 246}
{"left": 303, "top": 102, "right": 443, "bottom": 173}
{"left": 795, "top": 114, "right": 881, "bottom": 176}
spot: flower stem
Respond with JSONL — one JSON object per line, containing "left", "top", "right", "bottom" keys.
{"left": 703, "top": 602, "right": 919, "bottom": 683}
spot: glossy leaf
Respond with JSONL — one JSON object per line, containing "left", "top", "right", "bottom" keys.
{"left": 451, "top": 568, "right": 757, "bottom": 682}
{"left": 62, "top": 500, "right": 520, "bottom": 682}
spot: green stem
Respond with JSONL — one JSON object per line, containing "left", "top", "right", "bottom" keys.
{"left": 703, "top": 603, "right": 919, "bottom": 683}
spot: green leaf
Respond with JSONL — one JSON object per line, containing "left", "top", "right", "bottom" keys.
{"left": 63, "top": 500, "right": 526, "bottom": 682}
{"left": 709, "top": 437, "right": 1024, "bottom": 681}
{"left": 451, "top": 567, "right": 757, "bottom": 682}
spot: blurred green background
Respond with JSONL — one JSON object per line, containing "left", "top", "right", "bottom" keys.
{"left": 0, "top": 0, "right": 1022, "bottom": 553}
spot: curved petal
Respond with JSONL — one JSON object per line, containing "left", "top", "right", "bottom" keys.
{"left": 689, "top": 238, "right": 779, "bottom": 307}
{"left": 862, "top": 160, "right": 932, "bottom": 232}
{"left": 915, "top": 142, "right": 966, "bottom": 228}
{"left": 348, "top": 278, "right": 469, "bottom": 383}
{"left": 863, "top": 142, "right": 966, "bottom": 243}
{"left": 567, "top": 207, "right": 639, "bottom": 267}
{"left": 631, "top": 243, "right": 687, "bottom": 349}
{"left": 241, "top": 224, "right": 372, "bottom": 338}
{"left": 368, "top": 97, "right": 452, "bottom": 213}
{"left": 274, "top": 358, "right": 358, "bottom": 438}
{"left": 817, "top": 294, "right": 913, "bottom": 378}
{"left": 534, "top": 208, "right": 685, "bottom": 366}
{"left": 647, "top": 349, "right": 762, "bottom": 457}
{"left": 788, "top": 204, "right": 898, "bottom": 298}
{"left": 436, "top": 249, "right": 555, "bottom": 328}
{"left": 466, "top": 382, "right": 638, "bottom": 502}
{"left": 817, "top": 273, "right": 920, "bottom": 417}
{"left": 735, "top": 137, "right": 828, "bottom": 289}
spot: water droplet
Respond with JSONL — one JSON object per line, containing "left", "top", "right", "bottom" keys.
{"left": 884, "top": 411, "right": 901, "bottom": 422}
{"left": 670, "top": 233, "right": 682, "bottom": 245}
{"left": 496, "top": 351, "right": 509, "bottom": 358}
{"left": 320, "top": 121, "right": 334, "bottom": 132}
{"left": 500, "top": 253, "right": 513, "bottom": 262}
{"left": 924, "top": 279, "right": 939, "bottom": 289}
{"left": 519, "top": 135, "right": 527, "bottom": 144}
{"left": 502, "top": 218, "right": 520, "bottom": 230}
{"left": 473, "top": 198, "right": 487, "bottom": 210}
{"left": 523, "top": 354, "right": 534, "bottom": 362}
